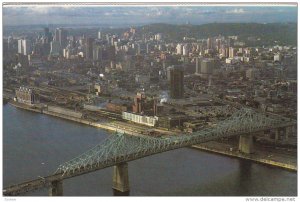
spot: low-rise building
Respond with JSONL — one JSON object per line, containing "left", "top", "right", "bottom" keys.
{"left": 15, "top": 86, "right": 38, "bottom": 105}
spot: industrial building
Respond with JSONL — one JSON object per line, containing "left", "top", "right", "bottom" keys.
{"left": 15, "top": 86, "right": 38, "bottom": 105}
{"left": 122, "top": 112, "right": 158, "bottom": 127}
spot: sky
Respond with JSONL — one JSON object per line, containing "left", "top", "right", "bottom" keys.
{"left": 2, "top": 5, "right": 298, "bottom": 26}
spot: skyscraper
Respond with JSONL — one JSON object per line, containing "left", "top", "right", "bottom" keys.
{"left": 229, "top": 47, "right": 236, "bottom": 58}
{"left": 85, "top": 37, "right": 94, "bottom": 60}
{"left": 98, "top": 31, "right": 102, "bottom": 39}
{"left": 199, "top": 59, "right": 216, "bottom": 79}
{"left": 18, "top": 39, "right": 31, "bottom": 55}
{"left": 23, "top": 39, "right": 31, "bottom": 55}
{"left": 176, "top": 43, "right": 183, "bottom": 55}
{"left": 168, "top": 65, "right": 184, "bottom": 99}
{"left": 54, "top": 28, "right": 68, "bottom": 48}
{"left": 207, "top": 38, "right": 213, "bottom": 49}
{"left": 195, "top": 57, "right": 203, "bottom": 74}
{"left": 50, "top": 41, "right": 61, "bottom": 56}
{"left": 18, "top": 39, "right": 23, "bottom": 54}
{"left": 93, "top": 44, "right": 102, "bottom": 61}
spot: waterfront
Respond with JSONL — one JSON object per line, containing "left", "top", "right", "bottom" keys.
{"left": 3, "top": 104, "right": 297, "bottom": 196}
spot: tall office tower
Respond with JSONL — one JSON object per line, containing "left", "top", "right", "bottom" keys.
{"left": 146, "top": 43, "right": 150, "bottom": 54}
{"left": 50, "top": 41, "right": 61, "bottom": 56}
{"left": 93, "top": 44, "right": 102, "bottom": 61}
{"left": 18, "top": 39, "right": 31, "bottom": 55}
{"left": 227, "top": 38, "right": 234, "bottom": 47}
{"left": 216, "top": 39, "right": 222, "bottom": 51}
{"left": 195, "top": 57, "right": 202, "bottom": 74}
{"left": 44, "top": 27, "right": 50, "bottom": 38}
{"left": 98, "top": 31, "right": 101, "bottom": 39}
{"left": 207, "top": 38, "right": 213, "bottom": 49}
{"left": 200, "top": 59, "right": 216, "bottom": 79}
{"left": 168, "top": 65, "right": 184, "bottom": 99}
{"left": 23, "top": 40, "right": 31, "bottom": 55}
{"left": 229, "top": 47, "right": 236, "bottom": 58}
{"left": 137, "top": 43, "right": 141, "bottom": 55}
{"left": 18, "top": 39, "right": 23, "bottom": 54}
{"left": 54, "top": 28, "right": 60, "bottom": 42}
{"left": 182, "top": 44, "right": 189, "bottom": 56}
{"left": 69, "top": 35, "right": 76, "bottom": 48}
{"left": 155, "top": 33, "right": 162, "bottom": 41}
{"left": 54, "top": 28, "right": 68, "bottom": 48}
{"left": 43, "top": 27, "right": 52, "bottom": 43}
{"left": 176, "top": 43, "right": 183, "bottom": 55}
{"left": 85, "top": 37, "right": 94, "bottom": 60}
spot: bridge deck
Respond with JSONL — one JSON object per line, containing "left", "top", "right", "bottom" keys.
{"left": 3, "top": 108, "right": 296, "bottom": 196}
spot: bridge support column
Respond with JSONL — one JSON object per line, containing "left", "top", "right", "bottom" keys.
{"left": 275, "top": 129, "right": 280, "bottom": 142}
{"left": 284, "top": 127, "right": 289, "bottom": 140}
{"left": 112, "top": 162, "right": 129, "bottom": 196}
{"left": 239, "top": 134, "right": 254, "bottom": 154}
{"left": 49, "top": 180, "right": 63, "bottom": 196}
{"left": 293, "top": 125, "right": 297, "bottom": 137}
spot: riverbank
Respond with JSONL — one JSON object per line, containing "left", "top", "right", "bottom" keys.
{"left": 8, "top": 101, "right": 150, "bottom": 137}
{"left": 9, "top": 101, "right": 297, "bottom": 172}
{"left": 191, "top": 143, "right": 297, "bottom": 172}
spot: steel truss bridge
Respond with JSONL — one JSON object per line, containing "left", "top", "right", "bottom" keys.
{"left": 3, "top": 108, "right": 296, "bottom": 196}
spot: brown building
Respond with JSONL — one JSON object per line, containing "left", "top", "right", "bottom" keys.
{"left": 85, "top": 37, "right": 94, "bottom": 60}
{"left": 106, "top": 100, "right": 130, "bottom": 113}
{"left": 132, "top": 92, "right": 146, "bottom": 113}
{"left": 167, "top": 65, "right": 184, "bottom": 99}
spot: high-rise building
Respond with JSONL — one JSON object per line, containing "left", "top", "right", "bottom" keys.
{"left": 216, "top": 39, "right": 222, "bottom": 51}
{"left": 85, "top": 37, "right": 94, "bottom": 60}
{"left": 229, "top": 47, "right": 236, "bottom": 58}
{"left": 182, "top": 44, "right": 189, "bottom": 56}
{"left": 98, "top": 31, "right": 101, "bottom": 40}
{"left": 176, "top": 43, "right": 183, "bottom": 55}
{"left": 195, "top": 57, "right": 203, "bottom": 74}
{"left": 54, "top": 29, "right": 60, "bottom": 42}
{"left": 54, "top": 28, "right": 68, "bottom": 48}
{"left": 18, "top": 39, "right": 23, "bottom": 54}
{"left": 50, "top": 41, "right": 61, "bottom": 56}
{"left": 18, "top": 39, "right": 31, "bottom": 55}
{"left": 207, "top": 38, "right": 213, "bottom": 49}
{"left": 227, "top": 38, "right": 234, "bottom": 47}
{"left": 168, "top": 65, "right": 184, "bottom": 99}
{"left": 22, "top": 40, "right": 31, "bottom": 55}
{"left": 93, "top": 44, "right": 102, "bottom": 61}
{"left": 199, "top": 59, "right": 216, "bottom": 79}
{"left": 155, "top": 33, "right": 162, "bottom": 41}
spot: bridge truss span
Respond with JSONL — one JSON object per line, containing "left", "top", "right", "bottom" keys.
{"left": 56, "top": 108, "right": 293, "bottom": 177}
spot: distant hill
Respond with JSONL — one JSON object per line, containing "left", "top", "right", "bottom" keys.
{"left": 138, "top": 23, "right": 297, "bottom": 46}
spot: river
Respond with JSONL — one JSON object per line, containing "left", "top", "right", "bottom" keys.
{"left": 3, "top": 104, "right": 297, "bottom": 196}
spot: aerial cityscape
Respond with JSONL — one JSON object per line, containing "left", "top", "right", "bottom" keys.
{"left": 2, "top": 3, "right": 298, "bottom": 197}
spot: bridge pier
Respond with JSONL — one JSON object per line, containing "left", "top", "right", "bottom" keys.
{"left": 49, "top": 180, "right": 63, "bottom": 196}
{"left": 275, "top": 129, "right": 280, "bottom": 142}
{"left": 274, "top": 127, "right": 288, "bottom": 142}
{"left": 284, "top": 127, "right": 289, "bottom": 140}
{"left": 112, "top": 162, "right": 130, "bottom": 196}
{"left": 239, "top": 134, "right": 254, "bottom": 154}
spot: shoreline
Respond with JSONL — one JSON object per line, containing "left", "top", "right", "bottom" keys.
{"left": 190, "top": 145, "right": 297, "bottom": 172}
{"left": 8, "top": 101, "right": 297, "bottom": 172}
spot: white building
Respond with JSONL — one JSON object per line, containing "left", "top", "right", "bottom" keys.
{"left": 182, "top": 44, "right": 189, "bottom": 56}
{"left": 18, "top": 39, "right": 31, "bottom": 55}
{"left": 176, "top": 43, "right": 183, "bottom": 55}
{"left": 274, "top": 54, "right": 282, "bottom": 62}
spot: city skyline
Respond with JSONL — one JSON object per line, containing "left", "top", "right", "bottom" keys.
{"left": 3, "top": 5, "right": 298, "bottom": 26}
